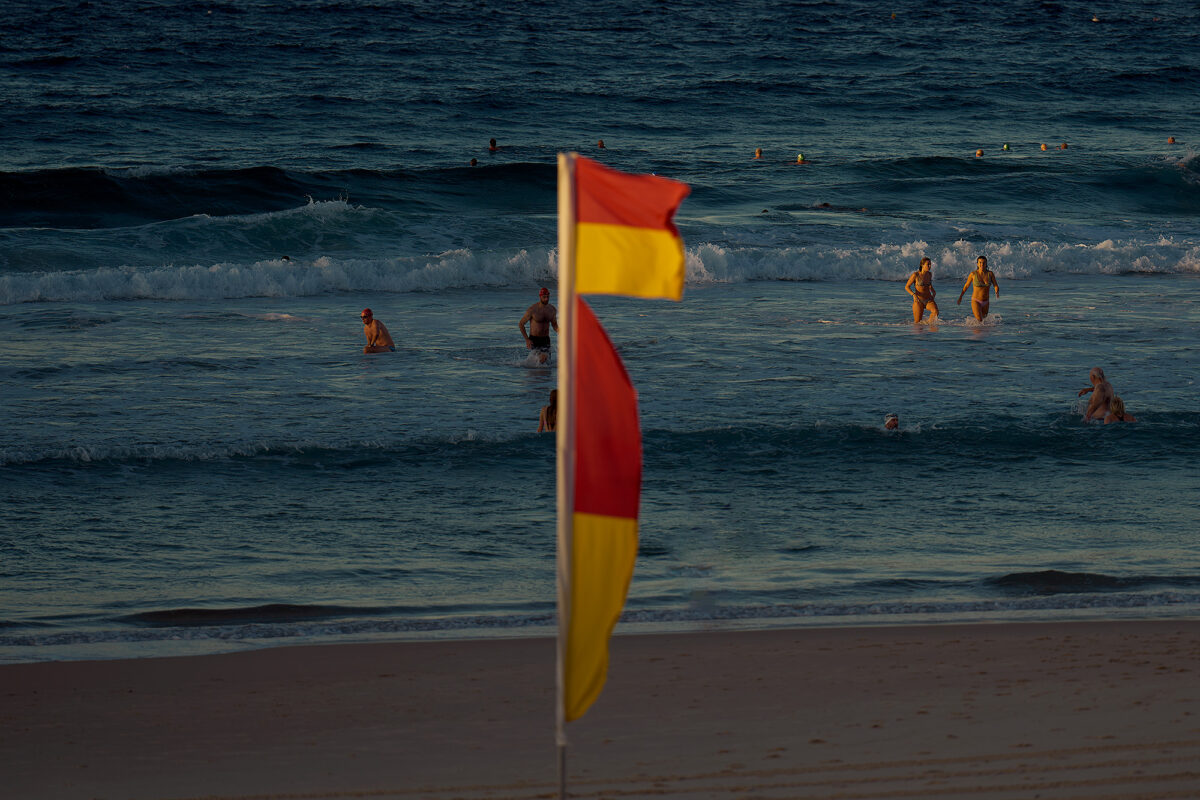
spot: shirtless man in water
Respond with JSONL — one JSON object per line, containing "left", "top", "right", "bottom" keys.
{"left": 519, "top": 287, "right": 558, "bottom": 364}
{"left": 957, "top": 256, "right": 1000, "bottom": 321}
{"left": 904, "top": 257, "right": 939, "bottom": 323}
{"left": 361, "top": 308, "right": 395, "bottom": 353}
{"left": 1079, "top": 366, "right": 1115, "bottom": 422}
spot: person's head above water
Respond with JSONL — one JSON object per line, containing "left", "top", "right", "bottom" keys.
{"left": 1090, "top": 366, "right": 1106, "bottom": 383}
{"left": 920, "top": 257, "right": 932, "bottom": 270}
{"left": 538, "top": 287, "right": 550, "bottom": 302}
{"left": 884, "top": 413, "right": 899, "bottom": 430}
{"left": 977, "top": 256, "right": 988, "bottom": 270}
{"left": 361, "top": 308, "right": 372, "bottom": 321}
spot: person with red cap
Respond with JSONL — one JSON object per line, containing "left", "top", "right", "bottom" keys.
{"left": 360, "top": 308, "right": 395, "bottom": 354}
{"left": 518, "top": 287, "right": 558, "bottom": 364}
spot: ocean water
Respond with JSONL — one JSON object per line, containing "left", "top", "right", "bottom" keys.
{"left": 2, "top": 0, "right": 1199, "bottom": 663}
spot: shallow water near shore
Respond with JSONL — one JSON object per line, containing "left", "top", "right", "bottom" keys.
{"left": 2, "top": 0, "right": 1199, "bottom": 662}
{"left": 2, "top": 275, "right": 1198, "bottom": 662}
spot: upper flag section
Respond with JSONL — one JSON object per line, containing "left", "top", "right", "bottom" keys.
{"left": 573, "top": 156, "right": 690, "bottom": 301}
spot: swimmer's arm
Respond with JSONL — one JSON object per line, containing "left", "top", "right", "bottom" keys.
{"left": 537, "top": 408, "right": 547, "bottom": 433}
{"left": 992, "top": 275, "right": 1000, "bottom": 297}
{"left": 1077, "top": 386, "right": 1094, "bottom": 397}
{"left": 519, "top": 306, "right": 534, "bottom": 343}
{"left": 550, "top": 313, "right": 559, "bottom": 334}
{"left": 957, "top": 277, "right": 971, "bottom": 304}
{"left": 904, "top": 273, "right": 917, "bottom": 297}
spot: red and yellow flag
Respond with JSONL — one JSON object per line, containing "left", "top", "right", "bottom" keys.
{"left": 573, "top": 156, "right": 690, "bottom": 300}
{"left": 556, "top": 153, "right": 689, "bottom": 730}
{"left": 562, "top": 297, "right": 642, "bottom": 722}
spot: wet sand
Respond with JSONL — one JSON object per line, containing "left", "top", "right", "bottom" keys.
{"left": 3, "top": 620, "right": 1200, "bottom": 799}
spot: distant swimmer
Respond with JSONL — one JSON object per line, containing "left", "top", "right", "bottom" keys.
{"left": 1078, "top": 366, "right": 1115, "bottom": 422}
{"left": 538, "top": 389, "right": 558, "bottom": 433}
{"left": 470, "top": 158, "right": 478, "bottom": 166}
{"left": 957, "top": 256, "right": 999, "bottom": 322}
{"left": 1041, "top": 143, "right": 1048, "bottom": 151}
{"left": 361, "top": 308, "right": 395, "bottom": 353}
{"left": 1104, "top": 396, "right": 1137, "bottom": 424}
{"left": 1059, "top": 142, "right": 1069, "bottom": 150}
{"left": 795, "top": 152, "right": 810, "bottom": 164}
{"left": 597, "top": 139, "right": 606, "bottom": 148}
{"left": 975, "top": 149, "right": 983, "bottom": 157}
{"left": 884, "top": 413, "right": 899, "bottom": 430}
{"left": 1168, "top": 136, "right": 1176, "bottom": 144}
{"left": 519, "top": 287, "right": 559, "bottom": 365}
{"left": 754, "top": 147, "right": 763, "bottom": 159}
{"left": 905, "top": 257, "right": 939, "bottom": 323}
{"left": 489, "top": 138, "right": 499, "bottom": 152}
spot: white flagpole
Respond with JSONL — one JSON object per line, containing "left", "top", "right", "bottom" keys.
{"left": 554, "top": 151, "right": 579, "bottom": 800}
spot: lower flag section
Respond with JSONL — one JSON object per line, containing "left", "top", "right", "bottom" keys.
{"left": 563, "top": 297, "right": 641, "bottom": 723}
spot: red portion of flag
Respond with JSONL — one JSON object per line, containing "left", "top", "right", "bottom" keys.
{"left": 575, "top": 156, "right": 690, "bottom": 234}
{"left": 572, "top": 297, "right": 642, "bottom": 520}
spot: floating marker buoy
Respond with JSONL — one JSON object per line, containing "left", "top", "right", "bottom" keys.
{"left": 796, "top": 153, "right": 807, "bottom": 163}
{"left": 975, "top": 149, "right": 983, "bottom": 157}
{"left": 1041, "top": 143, "right": 1048, "bottom": 151}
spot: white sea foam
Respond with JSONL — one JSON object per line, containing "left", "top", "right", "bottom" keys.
{"left": 2, "top": 237, "right": 1197, "bottom": 304}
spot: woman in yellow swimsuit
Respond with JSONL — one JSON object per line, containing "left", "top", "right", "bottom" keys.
{"left": 904, "top": 257, "right": 939, "bottom": 323}
{"left": 957, "top": 256, "right": 999, "bottom": 321}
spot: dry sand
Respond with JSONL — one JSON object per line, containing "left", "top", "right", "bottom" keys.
{"left": 3, "top": 619, "right": 1200, "bottom": 799}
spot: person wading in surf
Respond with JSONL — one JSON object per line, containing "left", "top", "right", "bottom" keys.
{"left": 360, "top": 308, "right": 395, "bottom": 353}
{"left": 1079, "top": 366, "right": 1115, "bottom": 422}
{"left": 957, "top": 256, "right": 999, "bottom": 322}
{"left": 519, "top": 287, "right": 559, "bottom": 364}
{"left": 904, "top": 257, "right": 939, "bottom": 323}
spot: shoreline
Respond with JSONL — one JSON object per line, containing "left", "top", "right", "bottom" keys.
{"left": 4, "top": 618, "right": 1200, "bottom": 799}
{"left": 7, "top": 604, "right": 1200, "bottom": 667}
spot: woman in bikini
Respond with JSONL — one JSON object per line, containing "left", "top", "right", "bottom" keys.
{"left": 904, "top": 257, "right": 939, "bottom": 323}
{"left": 957, "top": 255, "right": 1000, "bottom": 321}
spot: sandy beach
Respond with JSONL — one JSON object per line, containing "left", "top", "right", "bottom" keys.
{"left": 3, "top": 619, "right": 1200, "bottom": 800}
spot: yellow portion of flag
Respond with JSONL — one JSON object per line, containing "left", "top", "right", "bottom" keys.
{"left": 575, "top": 222, "right": 685, "bottom": 301}
{"left": 564, "top": 511, "right": 639, "bottom": 722}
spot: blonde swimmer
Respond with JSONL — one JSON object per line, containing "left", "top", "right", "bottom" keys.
{"left": 904, "top": 257, "right": 939, "bottom": 323}
{"left": 957, "top": 256, "right": 999, "bottom": 321}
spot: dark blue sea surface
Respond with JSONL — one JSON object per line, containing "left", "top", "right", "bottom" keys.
{"left": 1, "top": 0, "right": 1198, "bottom": 662}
